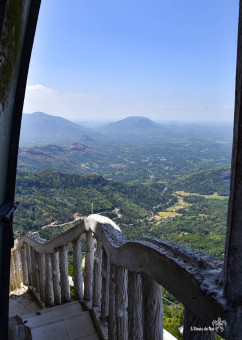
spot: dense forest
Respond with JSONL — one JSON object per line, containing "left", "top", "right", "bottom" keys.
{"left": 172, "top": 166, "right": 230, "bottom": 196}
{"left": 14, "top": 169, "right": 175, "bottom": 235}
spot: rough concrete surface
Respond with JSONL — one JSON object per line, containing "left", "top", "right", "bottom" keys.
{"left": 9, "top": 286, "right": 39, "bottom": 317}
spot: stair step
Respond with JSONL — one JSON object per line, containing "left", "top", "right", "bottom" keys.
{"left": 22, "top": 301, "right": 85, "bottom": 328}
{"left": 28, "top": 312, "right": 99, "bottom": 340}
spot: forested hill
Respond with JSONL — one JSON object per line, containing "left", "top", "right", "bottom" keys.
{"left": 101, "top": 116, "right": 161, "bottom": 136}
{"left": 14, "top": 170, "right": 170, "bottom": 235}
{"left": 172, "top": 165, "right": 231, "bottom": 196}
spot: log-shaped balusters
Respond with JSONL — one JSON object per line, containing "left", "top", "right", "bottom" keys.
{"left": 45, "top": 254, "right": 54, "bottom": 306}
{"left": 101, "top": 249, "right": 110, "bottom": 321}
{"left": 20, "top": 246, "right": 28, "bottom": 285}
{"left": 51, "top": 252, "right": 61, "bottom": 305}
{"left": 92, "top": 238, "right": 102, "bottom": 308}
{"left": 108, "top": 264, "right": 116, "bottom": 340}
{"left": 13, "top": 250, "right": 22, "bottom": 289}
{"left": 59, "top": 245, "right": 71, "bottom": 303}
{"left": 73, "top": 237, "right": 83, "bottom": 300}
{"left": 143, "top": 275, "right": 163, "bottom": 340}
{"left": 26, "top": 244, "right": 32, "bottom": 286}
{"left": 29, "top": 248, "right": 40, "bottom": 294}
{"left": 9, "top": 229, "right": 168, "bottom": 340}
{"left": 30, "top": 247, "right": 37, "bottom": 289}
{"left": 34, "top": 251, "right": 40, "bottom": 295}
{"left": 115, "top": 266, "right": 128, "bottom": 340}
{"left": 84, "top": 230, "right": 95, "bottom": 303}
{"left": 128, "top": 272, "right": 143, "bottom": 340}
{"left": 38, "top": 253, "right": 46, "bottom": 302}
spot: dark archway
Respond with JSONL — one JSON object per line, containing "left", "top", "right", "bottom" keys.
{"left": 0, "top": 1, "right": 41, "bottom": 337}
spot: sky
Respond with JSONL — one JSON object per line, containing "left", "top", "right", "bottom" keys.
{"left": 23, "top": 0, "right": 239, "bottom": 122}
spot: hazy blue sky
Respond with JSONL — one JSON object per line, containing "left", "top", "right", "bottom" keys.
{"left": 23, "top": 0, "right": 239, "bottom": 122}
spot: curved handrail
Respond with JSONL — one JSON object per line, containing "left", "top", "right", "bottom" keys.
{"left": 12, "top": 214, "right": 121, "bottom": 253}
{"left": 85, "top": 216, "right": 225, "bottom": 326}
{"left": 11, "top": 214, "right": 230, "bottom": 338}
{"left": 13, "top": 215, "right": 224, "bottom": 322}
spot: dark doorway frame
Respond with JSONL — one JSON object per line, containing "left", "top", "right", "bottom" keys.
{"left": 0, "top": 1, "right": 41, "bottom": 338}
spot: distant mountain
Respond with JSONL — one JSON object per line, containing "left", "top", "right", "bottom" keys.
{"left": 79, "top": 135, "right": 95, "bottom": 143}
{"left": 20, "top": 112, "right": 93, "bottom": 146}
{"left": 101, "top": 116, "right": 162, "bottom": 136}
{"left": 100, "top": 117, "right": 233, "bottom": 142}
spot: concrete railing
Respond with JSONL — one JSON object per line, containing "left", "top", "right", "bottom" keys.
{"left": 10, "top": 214, "right": 228, "bottom": 339}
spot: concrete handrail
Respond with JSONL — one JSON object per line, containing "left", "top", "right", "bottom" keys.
{"left": 10, "top": 214, "right": 227, "bottom": 339}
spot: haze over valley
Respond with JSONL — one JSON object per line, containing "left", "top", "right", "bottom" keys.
{"left": 16, "top": 111, "right": 232, "bottom": 251}
{"left": 15, "top": 111, "right": 233, "bottom": 338}
{"left": 18, "top": 112, "right": 233, "bottom": 182}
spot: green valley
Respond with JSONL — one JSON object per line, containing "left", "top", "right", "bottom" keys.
{"left": 14, "top": 169, "right": 172, "bottom": 236}
{"left": 15, "top": 115, "right": 233, "bottom": 339}
{"left": 14, "top": 165, "right": 229, "bottom": 261}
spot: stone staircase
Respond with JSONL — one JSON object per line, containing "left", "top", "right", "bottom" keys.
{"left": 9, "top": 301, "right": 100, "bottom": 340}
{"left": 10, "top": 215, "right": 227, "bottom": 339}
{"left": 9, "top": 288, "right": 178, "bottom": 340}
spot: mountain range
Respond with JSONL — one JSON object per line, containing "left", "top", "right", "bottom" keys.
{"left": 20, "top": 112, "right": 233, "bottom": 147}
{"left": 20, "top": 112, "right": 166, "bottom": 146}
{"left": 20, "top": 112, "right": 93, "bottom": 146}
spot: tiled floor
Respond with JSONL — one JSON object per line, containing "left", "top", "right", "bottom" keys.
{"left": 30, "top": 313, "right": 99, "bottom": 340}
{"left": 21, "top": 301, "right": 100, "bottom": 340}
{"left": 9, "top": 289, "right": 100, "bottom": 340}
{"left": 22, "top": 301, "right": 85, "bottom": 327}
{"left": 9, "top": 287, "right": 40, "bottom": 317}
{"left": 9, "top": 291, "right": 176, "bottom": 339}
